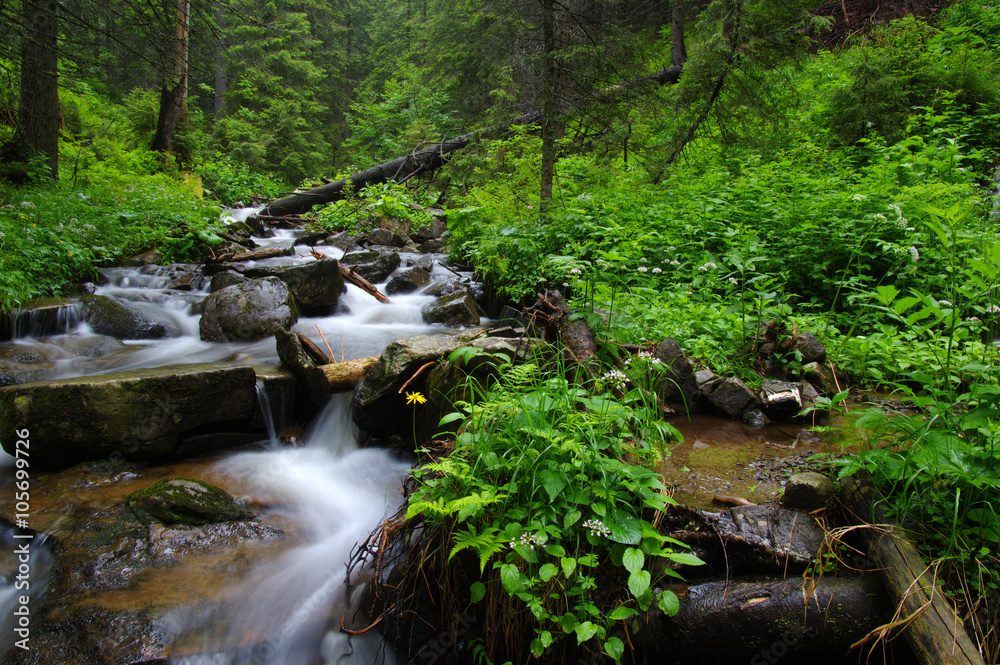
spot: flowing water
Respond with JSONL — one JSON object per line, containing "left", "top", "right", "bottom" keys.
{"left": 0, "top": 214, "right": 473, "bottom": 663}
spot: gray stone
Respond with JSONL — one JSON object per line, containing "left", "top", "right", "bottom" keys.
{"left": 368, "top": 227, "right": 410, "bottom": 248}
{"left": 422, "top": 280, "right": 467, "bottom": 298}
{"left": 209, "top": 270, "right": 250, "bottom": 292}
{"left": 782, "top": 471, "right": 838, "bottom": 511}
{"left": 320, "top": 230, "right": 362, "bottom": 253}
{"left": 794, "top": 331, "right": 827, "bottom": 364}
{"left": 718, "top": 503, "right": 827, "bottom": 565}
{"left": 386, "top": 266, "right": 431, "bottom": 295}
{"left": 707, "top": 377, "right": 760, "bottom": 419}
{"left": 199, "top": 277, "right": 298, "bottom": 342}
{"left": 0, "top": 363, "right": 258, "bottom": 465}
{"left": 125, "top": 477, "right": 252, "bottom": 525}
{"left": 802, "top": 361, "right": 839, "bottom": 395}
{"left": 243, "top": 258, "right": 345, "bottom": 310}
{"left": 0, "top": 358, "right": 52, "bottom": 387}
{"left": 341, "top": 249, "right": 401, "bottom": 283}
{"left": 654, "top": 338, "right": 700, "bottom": 414}
{"left": 80, "top": 294, "right": 178, "bottom": 340}
{"left": 742, "top": 407, "right": 769, "bottom": 428}
{"left": 760, "top": 379, "right": 802, "bottom": 414}
{"left": 422, "top": 290, "right": 480, "bottom": 327}
{"left": 245, "top": 215, "right": 275, "bottom": 238}
{"left": 118, "top": 249, "right": 164, "bottom": 267}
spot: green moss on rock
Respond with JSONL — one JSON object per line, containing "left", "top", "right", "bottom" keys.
{"left": 125, "top": 477, "right": 252, "bottom": 526}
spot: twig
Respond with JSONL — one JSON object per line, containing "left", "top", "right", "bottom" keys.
{"left": 340, "top": 612, "right": 385, "bottom": 635}
{"left": 398, "top": 361, "right": 438, "bottom": 394}
{"left": 315, "top": 324, "right": 336, "bottom": 361}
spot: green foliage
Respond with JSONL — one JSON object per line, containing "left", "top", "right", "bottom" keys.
{"left": 195, "top": 153, "right": 285, "bottom": 206}
{"left": 406, "top": 350, "right": 695, "bottom": 662}
{"left": 313, "top": 181, "right": 438, "bottom": 235}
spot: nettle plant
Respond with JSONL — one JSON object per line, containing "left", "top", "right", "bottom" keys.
{"left": 405, "top": 349, "right": 699, "bottom": 663}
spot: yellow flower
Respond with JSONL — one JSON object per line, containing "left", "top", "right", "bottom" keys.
{"left": 405, "top": 391, "right": 427, "bottom": 405}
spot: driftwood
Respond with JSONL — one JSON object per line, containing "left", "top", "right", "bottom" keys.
{"left": 264, "top": 66, "right": 684, "bottom": 217}
{"left": 306, "top": 356, "right": 379, "bottom": 395}
{"left": 842, "top": 474, "right": 986, "bottom": 665}
{"left": 526, "top": 290, "right": 599, "bottom": 379}
{"left": 339, "top": 262, "right": 390, "bottom": 304}
{"left": 206, "top": 246, "right": 291, "bottom": 264}
{"left": 249, "top": 213, "right": 309, "bottom": 228}
{"left": 299, "top": 332, "right": 332, "bottom": 366}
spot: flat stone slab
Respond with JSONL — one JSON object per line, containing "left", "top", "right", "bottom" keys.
{"left": 0, "top": 363, "right": 258, "bottom": 466}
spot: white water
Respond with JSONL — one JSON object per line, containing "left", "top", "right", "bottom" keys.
{"left": 2, "top": 212, "right": 479, "bottom": 664}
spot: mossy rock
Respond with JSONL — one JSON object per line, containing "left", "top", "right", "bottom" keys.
{"left": 125, "top": 477, "right": 252, "bottom": 526}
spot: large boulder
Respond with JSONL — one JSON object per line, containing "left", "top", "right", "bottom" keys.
{"left": 80, "top": 294, "right": 177, "bottom": 339}
{"left": 242, "top": 259, "right": 345, "bottom": 311}
{"left": 654, "top": 338, "right": 700, "bottom": 414}
{"left": 706, "top": 377, "right": 760, "bottom": 420}
{"left": 367, "top": 227, "right": 410, "bottom": 248}
{"left": 341, "top": 249, "right": 401, "bottom": 283}
{"left": 125, "top": 478, "right": 252, "bottom": 525}
{"left": 385, "top": 266, "right": 431, "bottom": 295}
{"left": 421, "top": 290, "right": 479, "bottom": 326}
{"left": 199, "top": 277, "right": 298, "bottom": 342}
{"left": 0, "top": 363, "right": 258, "bottom": 465}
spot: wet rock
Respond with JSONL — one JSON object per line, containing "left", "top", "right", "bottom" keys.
{"left": 341, "top": 249, "right": 401, "bottom": 283}
{"left": 794, "top": 331, "right": 827, "bottom": 364}
{"left": 385, "top": 266, "right": 431, "bottom": 295}
{"left": 246, "top": 214, "right": 274, "bottom": 238}
{"left": 760, "top": 380, "right": 802, "bottom": 415}
{"left": 715, "top": 503, "right": 827, "bottom": 567}
{"left": 695, "top": 368, "right": 720, "bottom": 399}
{"left": 80, "top": 294, "right": 178, "bottom": 340}
{"left": 1, "top": 297, "right": 81, "bottom": 338}
{"left": 200, "top": 277, "right": 299, "bottom": 342}
{"left": 421, "top": 280, "right": 466, "bottom": 298}
{"left": 412, "top": 254, "right": 434, "bottom": 272}
{"left": 0, "top": 358, "right": 52, "bottom": 386}
{"left": 0, "top": 342, "right": 47, "bottom": 364}
{"left": 165, "top": 267, "right": 204, "bottom": 291}
{"left": 422, "top": 290, "right": 479, "bottom": 327}
{"left": 706, "top": 377, "right": 760, "bottom": 420}
{"left": 217, "top": 229, "right": 256, "bottom": 250}
{"left": 782, "top": 471, "right": 837, "bottom": 511}
{"left": 368, "top": 227, "right": 410, "bottom": 248}
{"left": 654, "top": 338, "right": 700, "bottom": 414}
{"left": 742, "top": 407, "right": 769, "bottom": 428}
{"left": 242, "top": 258, "right": 345, "bottom": 311}
{"left": 0, "top": 363, "right": 258, "bottom": 465}
{"left": 209, "top": 269, "right": 250, "bottom": 292}
{"left": 118, "top": 248, "right": 164, "bottom": 267}
{"left": 320, "top": 230, "right": 362, "bottom": 253}
{"left": 126, "top": 478, "right": 252, "bottom": 525}
{"left": 409, "top": 215, "right": 447, "bottom": 242}
{"left": 802, "top": 361, "right": 839, "bottom": 395}
{"left": 419, "top": 238, "right": 446, "bottom": 253}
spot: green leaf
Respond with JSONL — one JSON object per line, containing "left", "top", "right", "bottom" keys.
{"left": 545, "top": 543, "right": 566, "bottom": 558}
{"left": 628, "top": 570, "right": 651, "bottom": 599}
{"left": 470, "top": 581, "right": 486, "bottom": 603}
{"left": 575, "top": 621, "right": 599, "bottom": 644}
{"left": 539, "top": 563, "right": 558, "bottom": 582}
{"left": 564, "top": 509, "right": 582, "bottom": 528}
{"left": 658, "top": 589, "right": 680, "bottom": 616}
{"left": 604, "top": 510, "right": 642, "bottom": 544}
{"left": 561, "top": 556, "right": 577, "bottom": 578}
{"left": 608, "top": 606, "right": 638, "bottom": 621}
{"left": 665, "top": 552, "right": 705, "bottom": 567}
{"left": 622, "top": 547, "right": 644, "bottom": 574}
{"left": 605, "top": 636, "right": 625, "bottom": 662}
{"left": 500, "top": 563, "right": 521, "bottom": 594}
{"left": 438, "top": 411, "right": 466, "bottom": 426}
{"left": 539, "top": 468, "right": 568, "bottom": 502}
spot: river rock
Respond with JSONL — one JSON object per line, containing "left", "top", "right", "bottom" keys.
{"left": 209, "top": 269, "right": 250, "bottom": 292}
{"left": 385, "top": 266, "right": 431, "bottom": 295}
{"left": 320, "top": 230, "right": 362, "bottom": 253}
{"left": 242, "top": 258, "right": 345, "bottom": 311}
{"left": 715, "top": 503, "right": 827, "bottom": 568}
{"left": 422, "top": 290, "right": 479, "bottom": 326}
{"left": 0, "top": 297, "right": 81, "bottom": 338}
{"left": 200, "top": 277, "right": 299, "bottom": 342}
{"left": 782, "top": 471, "right": 838, "bottom": 511}
{"left": 80, "top": 294, "right": 177, "bottom": 340}
{"left": 0, "top": 358, "right": 52, "bottom": 386}
{"left": 118, "top": 248, "right": 164, "bottom": 267}
{"left": 794, "top": 331, "right": 827, "bottom": 364}
{"left": 654, "top": 338, "right": 700, "bottom": 414}
{"left": 760, "top": 379, "right": 802, "bottom": 414}
{"left": 341, "top": 249, "right": 401, "bottom": 283}
{"left": 706, "top": 377, "right": 760, "bottom": 419}
{"left": 0, "top": 363, "right": 258, "bottom": 465}
{"left": 245, "top": 214, "right": 274, "bottom": 238}
{"left": 368, "top": 227, "right": 409, "bottom": 248}
{"left": 802, "top": 361, "right": 839, "bottom": 395}
{"left": 126, "top": 478, "right": 252, "bottom": 525}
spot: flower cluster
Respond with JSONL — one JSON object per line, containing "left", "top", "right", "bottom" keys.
{"left": 697, "top": 262, "right": 717, "bottom": 272}
{"left": 638, "top": 266, "right": 648, "bottom": 273}
{"left": 624, "top": 351, "right": 661, "bottom": 368}
{"left": 908, "top": 246, "right": 920, "bottom": 263}
{"left": 652, "top": 267, "right": 662, "bottom": 274}
{"left": 987, "top": 305, "right": 1000, "bottom": 315}
{"left": 510, "top": 532, "right": 542, "bottom": 550}
{"left": 582, "top": 519, "right": 610, "bottom": 538}
{"left": 600, "top": 368, "right": 627, "bottom": 391}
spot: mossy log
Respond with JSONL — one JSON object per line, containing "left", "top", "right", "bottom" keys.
{"left": 339, "top": 262, "right": 390, "bottom": 304}
{"left": 842, "top": 474, "right": 986, "bottom": 665}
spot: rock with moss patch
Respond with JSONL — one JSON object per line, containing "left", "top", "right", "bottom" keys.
{"left": 200, "top": 277, "right": 299, "bottom": 342}
{"left": 126, "top": 478, "right": 252, "bottom": 525}
{"left": 80, "top": 294, "right": 177, "bottom": 339}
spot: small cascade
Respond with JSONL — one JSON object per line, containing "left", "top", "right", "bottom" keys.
{"left": 0, "top": 527, "right": 53, "bottom": 663}
{"left": 254, "top": 377, "right": 281, "bottom": 447}
{"left": 5, "top": 300, "right": 82, "bottom": 339}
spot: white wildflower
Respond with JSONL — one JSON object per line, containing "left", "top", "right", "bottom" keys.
{"left": 966, "top": 316, "right": 981, "bottom": 323}
{"left": 669, "top": 259, "right": 681, "bottom": 266}
{"left": 638, "top": 266, "right": 648, "bottom": 273}
{"left": 938, "top": 300, "right": 952, "bottom": 307}
{"left": 652, "top": 267, "right": 662, "bottom": 274}
{"left": 908, "top": 246, "right": 920, "bottom": 262}
{"left": 987, "top": 305, "right": 1000, "bottom": 315}
{"left": 582, "top": 519, "right": 611, "bottom": 539}
{"left": 850, "top": 193, "right": 868, "bottom": 202}
{"left": 728, "top": 277, "right": 739, "bottom": 285}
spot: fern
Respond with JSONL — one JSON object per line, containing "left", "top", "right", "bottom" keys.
{"left": 449, "top": 524, "right": 506, "bottom": 573}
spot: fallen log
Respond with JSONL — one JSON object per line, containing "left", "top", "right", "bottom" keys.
{"left": 264, "top": 66, "right": 683, "bottom": 217}
{"left": 842, "top": 474, "right": 986, "bottom": 665}
{"left": 206, "top": 246, "right": 292, "bottom": 264}
{"left": 307, "top": 356, "right": 379, "bottom": 395}
{"left": 339, "top": 262, "right": 390, "bottom": 304}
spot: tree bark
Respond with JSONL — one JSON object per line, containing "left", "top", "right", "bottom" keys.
{"left": 14, "top": 0, "right": 60, "bottom": 179}
{"left": 307, "top": 357, "right": 379, "bottom": 395}
{"left": 672, "top": 0, "right": 687, "bottom": 66}
{"left": 539, "top": 0, "right": 557, "bottom": 214}
{"left": 213, "top": 5, "right": 227, "bottom": 120}
{"left": 264, "top": 65, "right": 684, "bottom": 217}
{"left": 151, "top": 0, "right": 190, "bottom": 153}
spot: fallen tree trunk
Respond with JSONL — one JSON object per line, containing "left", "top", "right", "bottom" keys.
{"left": 264, "top": 65, "right": 683, "bottom": 217}
{"left": 206, "top": 246, "right": 292, "bottom": 263}
{"left": 842, "top": 474, "right": 986, "bottom": 665}
{"left": 307, "top": 356, "right": 379, "bottom": 395}
{"left": 338, "top": 262, "right": 390, "bottom": 304}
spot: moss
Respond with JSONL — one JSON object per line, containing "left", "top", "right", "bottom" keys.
{"left": 125, "top": 477, "right": 252, "bottom": 526}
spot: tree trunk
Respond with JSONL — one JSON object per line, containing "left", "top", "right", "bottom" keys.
{"left": 264, "top": 65, "right": 683, "bottom": 217}
{"left": 151, "top": 0, "right": 190, "bottom": 153}
{"left": 539, "top": 0, "right": 557, "bottom": 214}
{"left": 14, "top": 0, "right": 60, "bottom": 179}
{"left": 213, "top": 5, "right": 227, "bottom": 120}
{"left": 672, "top": 0, "right": 687, "bottom": 66}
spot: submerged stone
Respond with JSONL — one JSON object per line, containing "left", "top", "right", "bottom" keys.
{"left": 125, "top": 477, "right": 252, "bottom": 525}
